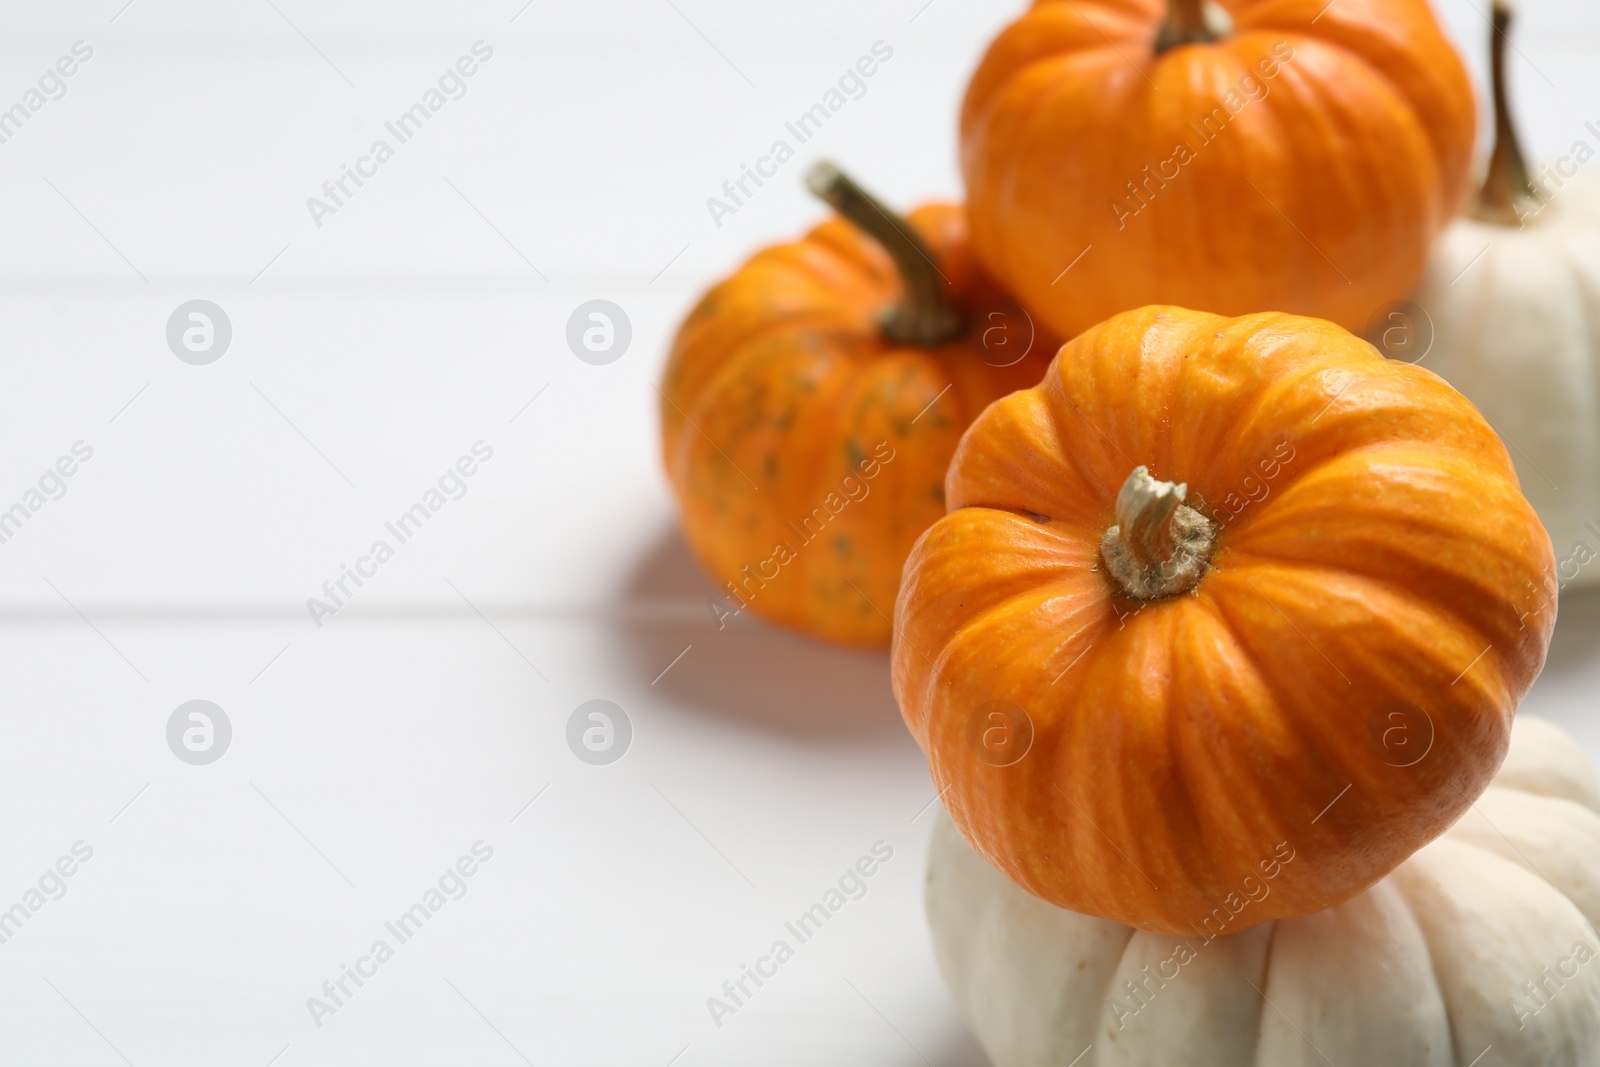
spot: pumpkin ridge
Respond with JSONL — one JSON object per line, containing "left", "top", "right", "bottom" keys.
{"left": 1495, "top": 720, "right": 1600, "bottom": 814}
{"left": 795, "top": 216, "right": 917, "bottom": 298}
{"left": 1213, "top": 546, "right": 1501, "bottom": 654}
{"left": 1387, "top": 838, "right": 1599, "bottom": 1063}
{"left": 1210, "top": 433, "right": 1532, "bottom": 529}
{"left": 948, "top": 499, "right": 1105, "bottom": 541}
{"left": 1154, "top": 599, "right": 1271, "bottom": 912}
{"left": 918, "top": 558, "right": 1110, "bottom": 705}
{"left": 1256, "top": 4, "right": 1475, "bottom": 210}
{"left": 943, "top": 391, "right": 1108, "bottom": 522}
{"left": 890, "top": 508, "right": 1108, "bottom": 738}
{"left": 1359, "top": 872, "right": 1459, "bottom": 1066}
{"left": 1162, "top": 314, "right": 1330, "bottom": 500}
{"left": 1448, "top": 788, "right": 1600, "bottom": 905}
{"left": 1019, "top": 371, "right": 1133, "bottom": 510}
{"left": 1205, "top": 562, "right": 1515, "bottom": 829}
{"left": 1045, "top": 616, "right": 1199, "bottom": 921}
{"left": 917, "top": 596, "right": 1117, "bottom": 871}
{"left": 674, "top": 310, "right": 873, "bottom": 396}
{"left": 1210, "top": 444, "right": 1550, "bottom": 655}
{"left": 676, "top": 313, "right": 867, "bottom": 402}
{"left": 1201, "top": 570, "right": 1414, "bottom": 783}
{"left": 1237, "top": 33, "right": 1424, "bottom": 153}
{"left": 971, "top": 2, "right": 1155, "bottom": 99}
{"left": 969, "top": 49, "right": 1146, "bottom": 296}
{"left": 942, "top": 577, "right": 1107, "bottom": 675}
{"left": 662, "top": 287, "right": 878, "bottom": 448}
{"left": 1189, "top": 591, "right": 1342, "bottom": 889}
{"left": 788, "top": 351, "right": 966, "bottom": 624}
{"left": 1035, "top": 307, "right": 1217, "bottom": 498}
{"left": 1230, "top": 40, "right": 1442, "bottom": 312}
{"left": 1411, "top": 917, "right": 1459, "bottom": 1067}
{"left": 1171, "top": 587, "right": 1306, "bottom": 868}
{"left": 748, "top": 229, "right": 894, "bottom": 310}
{"left": 668, "top": 334, "right": 878, "bottom": 634}
{"left": 1216, "top": 381, "right": 1516, "bottom": 507}
{"left": 1212, "top": 539, "right": 1524, "bottom": 664}
{"left": 670, "top": 324, "right": 867, "bottom": 495}
{"left": 1208, "top": 557, "right": 1513, "bottom": 715}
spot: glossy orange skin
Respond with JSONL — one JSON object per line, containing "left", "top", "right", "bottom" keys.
{"left": 661, "top": 204, "right": 1052, "bottom": 646}
{"left": 893, "top": 306, "right": 1556, "bottom": 934}
{"left": 962, "top": 0, "right": 1476, "bottom": 340}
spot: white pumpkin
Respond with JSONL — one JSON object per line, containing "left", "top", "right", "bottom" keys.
{"left": 927, "top": 716, "right": 1600, "bottom": 1066}
{"left": 1411, "top": 2, "right": 1600, "bottom": 589}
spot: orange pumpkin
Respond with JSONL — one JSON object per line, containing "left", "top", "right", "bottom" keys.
{"left": 961, "top": 0, "right": 1477, "bottom": 341}
{"left": 893, "top": 306, "right": 1556, "bottom": 934}
{"left": 661, "top": 164, "right": 1052, "bottom": 646}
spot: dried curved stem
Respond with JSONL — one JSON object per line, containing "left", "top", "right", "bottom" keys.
{"left": 1474, "top": 0, "right": 1538, "bottom": 225}
{"left": 806, "top": 161, "right": 966, "bottom": 346}
{"left": 1101, "top": 467, "right": 1217, "bottom": 599}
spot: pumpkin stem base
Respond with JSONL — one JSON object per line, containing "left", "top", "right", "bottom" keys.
{"left": 1102, "top": 467, "right": 1216, "bottom": 599}
{"left": 1155, "top": 0, "right": 1231, "bottom": 53}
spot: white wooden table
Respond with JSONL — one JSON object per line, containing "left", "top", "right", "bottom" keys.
{"left": 0, "top": 1, "right": 1594, "bottom": 1063}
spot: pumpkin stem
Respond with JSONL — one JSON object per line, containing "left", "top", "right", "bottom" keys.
{"left": 1101, "top": 467, "right": 1217, "bottom": 599}
{"left": 805, "top": 161, "right": 966, "bottom": 346}
{"left": 1474, "top": 0, "right": 1538, "bottom": 225}
{"left": 1155, "top": 0, "right": 1230, "bottom": 53}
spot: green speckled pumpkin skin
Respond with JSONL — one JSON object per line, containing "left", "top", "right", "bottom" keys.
{"left": 660, "top": 203, "right": 1051, "bottom": 646}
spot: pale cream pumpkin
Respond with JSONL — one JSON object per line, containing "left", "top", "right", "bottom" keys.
{"left": 927, "top": 716, "right": 1600, "bottom": 1066}
{"left": 1411, "top": 2, "right": 1600, "bottom": 589}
